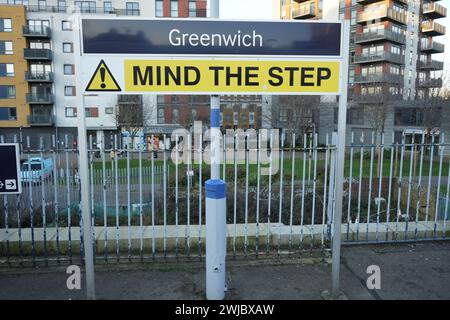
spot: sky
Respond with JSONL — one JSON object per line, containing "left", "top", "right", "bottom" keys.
{"left": 219, "top": 0, "right": 450, "bottom": 85}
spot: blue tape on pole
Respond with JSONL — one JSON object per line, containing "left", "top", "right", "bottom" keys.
{"left": 211, "top": 108, "right": 220, "bottom": 128}
{"left": 205, "top": 179, "right": 226, "bottom": 199}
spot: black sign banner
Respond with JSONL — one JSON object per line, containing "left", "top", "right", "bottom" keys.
{"left": 82, "top": 19, "right": 342, "bottom": 56}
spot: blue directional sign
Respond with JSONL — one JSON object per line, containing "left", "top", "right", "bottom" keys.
{"left": 0, "top": 144, "right": 21, "bottom": 194}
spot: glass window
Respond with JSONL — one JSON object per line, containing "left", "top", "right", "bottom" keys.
{"left": 105, "top": 107, "right": 114, "bottom": 114}
{"left": 171, "top": 1, "right": 178, "bottom": 17}
{"left": 63, "top": 42, "right": 73, "bottom": 53}
{"left": 0, "top": 107, "right": 17, "bottom": 121}
{"left": 38, "top": 0, "right": 46, "bottom": 9}
{"left": 64, "top": 64, "right": 74, "bottom": 75}
{"left": 62, "top": 21, "right": 71, "bottom": 31}
{"left": 0, "top": 19, "right": 12, "bottom": 32}
{"left": 172, "top": 108, "right": 179, "bottom": 123}
{"left": 0, "top": 85, "right": 16, "bottom": 99}
{"left": 85, "top": 107, "right": 99, "bottom": 117}
{"left": 65, "top": 107, "right": 77, "bottom": 117}
{"left": 155, "top": 0, "right": 163, "bottom": 17}
{"left": 0, "top": 63, "right": 14, "bottom": 77}
{"left": 0, "top": 41, "right": 13, "bottom": 55}
{"left": 65, "top": 86, "right": 75, "bottom": 96}
{"left": 75, "top": 1, "right": 96, "bottom": 13}
{"left": 104, "top": 1, "right": 113, "bottom": 13}
{"left": 189, "top": 1, "right": 197, "bottom": 17}
{"left": 126, "top": 2, "right": 139, "bottom": 16}
{"left": 58, "top": 0, "right": 66, "bottom": 11}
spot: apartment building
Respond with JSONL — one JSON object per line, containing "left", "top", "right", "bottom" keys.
{"left": 278, "top": 0, "right": 447, "bottom": 144}
{"left": 0, "top": 0, "right": 155, "bottom": 149}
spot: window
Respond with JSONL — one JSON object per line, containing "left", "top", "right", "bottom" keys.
{"left": 126, "top": 2, "right": 139, "bottom": 16}
{"left": 0, "top": 86, "right": 16, "bottom": 99}
{"left": 75, "top": 1, "right": 96, "bottom": 13}
{"left": 38, "top": 0, "right": 46, "bottom": 9}
{"left": 157, "top": 108, "right": 164, "bottom": 123}
{"left": 104, "top": 1, "right": 113, "bottom": 13}
{"left": 85, "top": 107, "right": 99, "bottom": 117}
{"left": 0, "top": 19, "right": 12, "bottom": 32}
{"left": 279, "top": 109, "right": 288, "bottom": 122}
{"left": 171, "top": 1, "right": 179, "bottom": 17}
{"left": 191, "top": 108, "right": 197, "bottom": 121}
{"left": 28, "top": 20, "right": 49, "bottom": 33}
{"left": 249, "top": 112, "right": 255, "bottom": 125}
{"left": 65, "top": 107, "right": 77, "bottom": 117}
{"left": 105, "top": 107, "right": 114, "bottom": 114}
{"left": 0, "top": 41, "right": 13, "bottom": 54}
{"left": 63, "top": 42, "right": 73, "bottom": 53}
{"left": 62, "top": 21, "right": 72, "bottom": 31}
{"left": 347, "top": 108, "right": 364, "bottom": 125}
{"left": 172, "top": 108, "right": 179, "bottom": 123}
{"left": 30, "top": 63, "right": 51, "bottom": 75}
{"left": 233, "top": 111, "right": 239, "bottom": 125}
{"left": 0, "top": 63, "right": 14, "bottom": 77}
{"left": 188, "top": 1, "right": 197, "bottom": 17}
{"left": 155, "top": 0, "right": 163, "bottom": 17}
{"left": 58, "top": 0, "right": 66, "bottom": 11}
{"left": 0, "top": 107, "right": 16, "bottom": 121}
{"left": 64, "top": 64, "right": 74, "bottom": 75}
{"left": 64, "top": 86, "right": 76, "bottom": 96}
{"left": 29, "top": 41, "right": 50, "bottom": 49}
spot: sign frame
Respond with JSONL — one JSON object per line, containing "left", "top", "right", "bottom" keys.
{"left": 0, "top": 143, "right": 22, "bottom": 195}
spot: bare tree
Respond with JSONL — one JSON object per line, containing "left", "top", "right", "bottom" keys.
{"left": 266, "top": 95, "right": 320, "bottom": 141}
{"left": 113, "top": 94, "right": 156, "bottom": 150}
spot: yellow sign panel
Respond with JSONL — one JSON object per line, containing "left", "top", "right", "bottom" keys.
{"left": 124, "top": 60, "right": 340, "bottom": 94}
{"left": 86, "top": 60, "right": 121, "bottom": 92}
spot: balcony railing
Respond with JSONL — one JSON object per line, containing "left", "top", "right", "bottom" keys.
{"left": 23, "top": 48, "right": 52, "bottom": 60}
{"left": 353, "top": 93, "right": 403, "bottom": 103}
{"left": 24, "top": 5, "right": 140, "bottom": 16}
{"left": 418, "top": 60, "right": 444, "bottom": 70}
{"left": 357, "top": 8, "right": 406, "bottom": 25}
{"left": 22, "top": 25, "right": 51, "bottom": 38}
{"left": 354, "top": 51, "right": 404, "bottom": 64}
{"left": 423, "top": 3, "right": 447, "bottom": 19}
{"left": 354, "top": 29, "right": 406, "bottom": 44}
{"left": 421, "top": 21, "right": 446, "bottom": 36}
{"left": 354, "top": 73, "right": 404, "bottom": 84}
{"left": 292, "top": 2, "right": 316, "bottom": 19}
{"left": 27, "top": 114, "right": 54, "bottom": 126}
{"left": 357, "top": 0, "right": 407, "bottom": 4}
{"left": 26, "top": 93, "right": 54, "bottom": 104}
{"left": 421, "top": 41, "right": 445, "bottom": 53}
{"left": 418, "top": 78, "right": 443, "bottom": 87}
{"left": 25, "top": 71, "right": 53, "bottom": 82}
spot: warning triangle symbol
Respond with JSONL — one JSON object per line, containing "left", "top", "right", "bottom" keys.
{"left": 85, "top": 60, "right": 121, "bottom": 92}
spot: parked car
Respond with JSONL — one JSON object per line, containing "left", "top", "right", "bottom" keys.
{"left": 21, "top": 157, "right": 54, "bottom": 183}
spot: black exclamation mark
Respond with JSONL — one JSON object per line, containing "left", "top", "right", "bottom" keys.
{"left": 100, "top": 67, "right": 106, "bottom": 89}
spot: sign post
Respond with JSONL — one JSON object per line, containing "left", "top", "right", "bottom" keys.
{"left": 0, "top": 143, "right": 21, "bottom": 195}
{"left": 77, "top": 15, "right": 345, "bottom": 300}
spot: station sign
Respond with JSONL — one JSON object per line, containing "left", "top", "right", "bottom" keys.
{"left": 80, "top": 18, "right": 343, "bottom": 95}
{"left": 0, "top": 144, "right": 21, "bottom": 195}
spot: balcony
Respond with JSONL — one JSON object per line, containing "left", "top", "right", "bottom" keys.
{"left": 421, "top": 21, "right": 446, "bottom": 36}
{"left": 421, "top": 40, "right": 445, "bottom": 53}
{"left": 24, "top": 48, "right": 52, "bottom": 60}
{"left": 24, "top": 5, "right": 140, "bottom": 16}
{"left": 25, "top": 71, "right": 53, "bottom": 82}
{"left": 418, "top": 60, "right": 444, "bottom": 70}
{"left": 292, "top": 2, "right": 316, "bottom": 19}
{"left": 22, "top": 25, "right": 51, "bottom": 38}
{"left": 354, "top": 74, "right": 404, "bottom": 84}
{"left": 357, "top": 8, "right": 407, "bottom": 25}
{"left": 355, "top": 29, "right": 406, "bottom": 45}
{"left": 353, "top": 93, "right": 403, "bottom": 103}
{"left": 27, "top": 114, "right": 54, "bottom": 126}
{"left": 357, "top": 0, "right": 406, "bottom": 5}
{"left": 423, "top": 3, "right": 447, "bottom": 19}
{"left": 418, "top": 78, "right": 443, "bottom": 88}
{"left": 26, "top": 93, "right": 54, "bottom": 104}
{"left": 354, "top": 51, "right": 404, "bottom": 64}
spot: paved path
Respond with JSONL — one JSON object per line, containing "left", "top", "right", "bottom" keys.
{"left": 0, "top": 242, "right": 449, "bottom": 300}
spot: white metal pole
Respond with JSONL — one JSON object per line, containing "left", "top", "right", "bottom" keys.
{"left": 331, "top": 20, "right": 350, "bottom": 299}
{"left": 74, "top": 14, "right": 95, "bottom": 300}
{"left": 206, "top": 0, "right": 226, "bottom": 300}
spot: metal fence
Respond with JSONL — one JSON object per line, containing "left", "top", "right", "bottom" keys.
{"left": 1, "top": 130, "right": 449, "bottom": 268}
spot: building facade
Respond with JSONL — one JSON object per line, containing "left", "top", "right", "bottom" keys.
{"left": 277, "top": 0, "right": 447, "bottom": 144}
{"left": 0, "top": 0, "right": 155, "bottom": 149}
